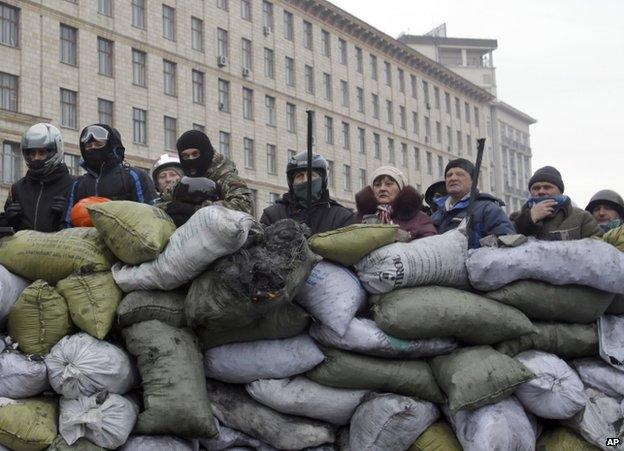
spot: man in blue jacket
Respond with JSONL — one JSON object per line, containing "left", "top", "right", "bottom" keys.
{"left": 432, "top": 158, "right": 515, "bottom": 248}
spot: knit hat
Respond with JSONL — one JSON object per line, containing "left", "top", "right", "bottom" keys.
{"left": 445, "top": 158, "right": 475, "bottom": 179}
{"left": 528, "top": 166, "right": 565, "bottom": 193}
{"left": 371, "top": 166, "right": 408, "bottom": 190}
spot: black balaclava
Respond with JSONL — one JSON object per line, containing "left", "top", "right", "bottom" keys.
{"left": 79, "top": 124, "right": 125, "bottom": 173}
{"left": 176, "top": 130, "right": 215, "bottom": 177}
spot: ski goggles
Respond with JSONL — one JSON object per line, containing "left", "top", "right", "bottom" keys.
{"left": 80, "top": 125, "right": 110, "bottom": 144}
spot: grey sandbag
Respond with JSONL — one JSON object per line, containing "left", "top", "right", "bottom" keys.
{"left": 200, "top": 419, "right": 276, "bottom": 451}
{"left": 573, "top": 358, "right": 624, "bottom": 399}
{"left": 310, "top": 317, "right": 458, "bottom": 359}
{"left": 246, "top": 376, "right": 369, "bottom": 425}
{"left": 117, "top": 290, "right": 186, "bottom": 329}
{"left": 485, "top": 280, "right": 614, "bottom": 323}
{"left": 122, "top": 320, "right": 217, "bottom": 438}
{"left": 0, "top": 264, "right": 28, "bottom": 327}
{"left": 466, "top": 237, "right": 624, "bottom": 293}
{"left": 306, "top": 347, "right": 445, "bottom": 403}
{"left": 197, "top": 303, "right": 310, "bottom": 350}
{"left": 607, "top": 294, "right": 624, "bottom": 315}
{"left": 48, "top": 435, "right": 105, "bottom": 450}
{"left": 431, "top": 345, "right": 534, "bottom": 412}
{"left": 372, "top": 286, "right": 535, "bottom": 345}
{"left": 205, "top": 379, "right": 335, "bottom": 450}
{"left": 496, "top": 322, "right": 599, "bottom": 358}
{"left": 119, "top": 436, "right": 194, "bottom": 451}
{"left": 598, "top": 314, "right": 624, "bottom": 371}
{"left": 204, "top": 334, "right": 324, "bottom": 384}
{"left": 349, "top": 393, "right": 439, "bottom": 451}
{"left": 0, "top": 350, "right": 50, "bottom": 398}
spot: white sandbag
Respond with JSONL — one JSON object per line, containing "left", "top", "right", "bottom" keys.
{"left": 200, "top": 419, "right": 276, "bottom": 451}
{"left": 598, "top": 315, "right": 624, "bottom": 371}
{"left": 59, "top": 392, "right": 138, "bottom": 449}
{"left": 310, "top": 317, "right": 458, "bottom": 359}
{"left": 204, "top": 334, "right": 324, "bottom": 384}
{"left": 0, "top": 264, "right": 29, "bottom": 326}
{"left": 0, "top": 351, "right": 49, "bottom": 398}
{"left": 350, "top": 393, "right": 439, "bottom": 451}
{"left": 112, "top": 206, "right": 255, "bottom": 292}
{"left": 120, "top": 435, "right": 194, "bottom": 451}
{"left": 467, "top": 238, "right": 624, "bottom": 293}
{"left": 573, "top": 358, "right": 624, "bottom": 399}
{"left": 514, "top": 350, "right": 586, "bottom": 419}
{"left": 444, "top": 396, "right": 537, "bottom": 451}
{"left": 45, "top": 333, "right": 136, "bottom": 399}
{"left": 354, "top": 228, "right": 468, "bottom": 294}
{"left": 295, "top": 261, "right": 367, "bottom": 336}
{"left": 246, "top": 376, "right": 368, "bottom": 425}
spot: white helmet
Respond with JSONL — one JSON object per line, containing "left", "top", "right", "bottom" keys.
{"left": 152, "top": 153, "right": 182, "bottom": 186}
{"left": 21, "top": 123, "right": 64, "bottom": 176}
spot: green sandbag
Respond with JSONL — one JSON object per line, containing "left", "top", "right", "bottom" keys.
{"left": 88, "top": 201, "right": 176, "bottom": 265}
{"left": 0, "top": 229, "right": 111, "bottom": 284}
{"left": 372, "top": 286, "right": 536, "bottom": 345}
{"left": 0, "top": 397, "right": 57, "bottom": 451}
{"left": 306, "top": 347, "right": 445, "bottom": 403}
{"left": 8, "top": 280, "right": 72, "bottom": 355}
{"left": 496, "top": 322, "right": 599, "bottom": 359}
{"left": 308, "top": 223, "right": 399, "bottom": 266}
{"left": 606, "top": 294, "right": 624, "bottom": 315}
{"left": 431, "top": 345, "right": 534, "bottom": 412}
{"left": 122, "top": 320, "right": 217, "bottom": 438}
{"left": 197, "top": 302, "right": 310, "bottom": 349}
{"left": 56, "top": 272, "right": 121, "bottom": 339}
{"left": 409, "top": 421, "right": 462, "bottom": 451}
{"left": 536, "top": 427, "right": 600, "bottom": 451}
{"left": 486, "top": 280, "right": 614, "bottom": 323}
{"left": 117, "top": 290, "right": 187, "bottom": 329}
{"left": 47, "top": 435, "right": 104, "bottom": 451}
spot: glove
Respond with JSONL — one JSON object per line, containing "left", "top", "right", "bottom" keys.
{"left": 50, "top": 196, "right": 68, "bottom": 216}
{"left": 4, "top": 202, "right": 22, "bottom": 226}
{"left": 172, "top": 177, "right": 219, "bottom": 204}
{"left": 165, "top": 201, "right": 197, "bottom": 227}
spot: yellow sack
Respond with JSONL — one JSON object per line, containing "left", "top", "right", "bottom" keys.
{"left": 88, "top": 201, "right": 176, "bottom": 265}
{"left": 536, "top": 427, "right": 600, "bottom": 450}
{"left": 409, "top": 421, "right": 461, "bottom": 451}
{"left": 0, "top": 398, "right": 58, "bottom": 451}
{"left": 601, "top": 225, "right": 624, "bottom": 252}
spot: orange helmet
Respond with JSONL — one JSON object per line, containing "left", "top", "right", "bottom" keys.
{"left": 70, "top": 196, "right": 110, "bottom": 227}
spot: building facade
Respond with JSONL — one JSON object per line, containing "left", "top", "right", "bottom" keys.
{"left": 0, "top": 0, "right": 494, "bottom": 217}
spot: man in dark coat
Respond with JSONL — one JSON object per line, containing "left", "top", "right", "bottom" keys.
{"left": 0, "top": 123, "right": 75, "bottom": 232}
{"left": 260, "top": 151, "right": 354, "bottom": 235}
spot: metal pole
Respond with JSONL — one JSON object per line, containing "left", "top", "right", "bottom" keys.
{"left": 306, "top": 110, "right": 314, "bottom": 210}
{"left": 466, "top": 138, "right": 486, "bottom": 231}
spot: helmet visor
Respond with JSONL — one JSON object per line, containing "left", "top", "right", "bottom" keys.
{"left": 80, "top": 125, "right": 110, "bottom": 144}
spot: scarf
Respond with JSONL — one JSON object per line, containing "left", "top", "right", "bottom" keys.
{"left": 527, "top": 195, "right": 568, "bottom": 214}
{"left": 376, "top": 204, "right": 394, "bottom": 224}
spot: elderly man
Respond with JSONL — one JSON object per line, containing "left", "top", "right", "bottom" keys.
{"left": 585, "top": 189, "right": 623, "bottom": 233}
{"left": 514, "top": 166, "right": 600, "bottom": 240}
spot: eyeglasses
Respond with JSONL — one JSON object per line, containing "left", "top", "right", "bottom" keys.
{"left": 80, "top": 125, "right": 109, "bottom": 144}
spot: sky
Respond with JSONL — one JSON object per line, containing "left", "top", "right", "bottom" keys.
{"left": 332, "top": 0, "right": 624, "bottom": 207}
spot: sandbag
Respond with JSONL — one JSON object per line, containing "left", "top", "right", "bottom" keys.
{"left": 246, "top": 376, "right": 368, "bottom": 425}
{"left": 444, "top": 397, "right": 537, "bottom": 451}
{"left": 56, "top": 272, "right": 121, "bottom": 340}
{"left": 409, "top": 421, "right": 462, "bottom": 451}
{"left": 197, "top": 302, "right": 310, "bottom": 350}
{"left": 45, "top": 333, "right": 136, "bottom": 399}
{"left": 112, "top": 206, "right": 254, "bottom": 291}
{"left": 122, "top": 320, "right": 217, "bottom": 438}
{"left": 350, "top": 393, "right": 439, "bottom": 451}
{"left": 485, "top": 281, "right": 614, "bottom": 323}
{"left": 0, "top": 229, "right": 111, "bottom": 284}
{"left": 598, "top": 315, "right": 624, "bottom": 371}
{"left": 200, "top": 419, "right": 276, "bottom": 451}
{"left": 535, "top": 427, "right": 600, "bottom": 451}
{"left": 573, "top": 358, "right": 624, "bottom": 399}
{"left": 372, "top": 286, "right": 535, "bottom": 345}
{"left": 8, "top": 280, "right": 72, "bottom": 355}
{"left": 0, "top": 264, "right": 28, "bottom": 326}
{"left": 310, "top": 317, "right": 458, "bottom": 359}
{"left": 0, "top": 351, "right": 49, "bottom": 398}
{"left": 514, "top": 350, "right": 586, "bottom": 419}
{"left": 306, "top": 347, "right": 444, "bottom": 403}
{"left": 88, "top": 201, "right": 176, "bottom": 265}
{"left": 0, "top": 397, "right": 57, "bottom": 451}
{"left": 606, "top": 294, "right": 624, "bottom": 315}
{"left": 308, "top": 223, "right": 399, "bottom": 266}
{"left": 120, "top": 436, "right": 194, "bottom": 451}
{"left": 466, "top": 238, "right": 624, "bottom": 293}
{"left": 116, "top": 290, "right": 186, "bottom": 329}
{"left": 355, "top": 228, "right": 469, "bottom": 294}
{"left": 47, "top": 435, "right": 105, "bottom": 450}
{"left": 204, "top": 334, "right": 324, "bottom": 384}
{"left": 496, "top": 322, "right": 599, "bottom": 359}
{"left": 205, "top": 379, "right": 335, "bottom": 450}
{"left": 295, "top": 261, "right": 367, "bottom": 336}
{"left": 431, "top": 345, "right": 534, "bottom": 412}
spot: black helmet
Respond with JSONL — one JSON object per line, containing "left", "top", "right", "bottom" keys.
{"left": 424, "top": 180, "right": 447, "bottom": 208}
{"left": 586, "top": 189, "right": 624, "bottom": 218}
{"left": 172, "top": 176, "right": 218, "bottom": 204}
{"left": 21, "top": 123, "right": 64, "bottom": 176}
{"left": 286, "top": 152, "right": 329, "bottom": 192}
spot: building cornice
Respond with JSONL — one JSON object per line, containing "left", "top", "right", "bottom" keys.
{"left": 398, "top": 34, "right": 498, "bottom": 50}
{"left": 492, "top": 101, "right": 537, "bottom": 125}
{"left": 0, "top": 111, "right": 51, "bottom": 127}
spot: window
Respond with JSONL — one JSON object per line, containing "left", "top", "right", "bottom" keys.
{"left": 266, "top": 144, "right": 277, "bottom": 174}
{"left": 98, "top": 0, "right": 113, "bottom": 16}
{"left": 384, "top": 61, "right": 392, "bottom": 86}
{"left": 131, "top": 0, "right": 145, "bottom": 29}
{"left": 446, "top": 126, "right": 452, "bottom": 149}
{"left": 217, "top": 0, "right": 229, "bottom": 11}
{"left": 269, "top": 192, "right": 280, "bottom": 205}
{"left": 355, "top": 47, "right": 363, "bottom": 73}
{"left": 244, "top": 137, "right": 254, "bottom": 169}
{"left": 286, "top": 102, "right": 296, "bottom": 132}
{"left": 132, "top": 49, "right": 146, "bottom": 87}
{"left": 305, "top": 65, "right": 314, "bottom": 94}
{"left": 338, "top": 38, "right": 347, "bottom": 65}
{"left": 97, "top": 98, "right": 113, "bottom": 126}
{"left": 371, "top": 93, "right": 379, "bottom": 119}
{"left": 192, "top": 70, "right": 204, "bottom": 104}
{"left": 356, "top": 87, "right": 364, "bottom": 113}
{"left": 321, "top": 30, "right": 330, "bottom": 56}
{"left": 412, "top": 112, "right": 419, "bottom": 134}
{"left": 0, "top": 3, "right": 18, "bottom": 47}
{"left": 426, "top": 151, "right": 432, "bottom": 175}
{"left": 341, "top": 122, "right": 350, "bottom": 150}
{"left": 457, "top": 130, "right": 463, "bottom": 152}
{"left": 455, "top": 97, "right": 460, "bottom": 119}
{"left": 164, "top": 116, "right": 176, "bottom": 150}
{"left": 386, "top": 100, "right": 393, "bottom": 124}
{"left": 465, "top": 102, "right": 471, "bottom": 123}
{"left": 437, "top": 155, "right": 444, "bottom": 178}
{"left": 193, "top": 123, "right": 205, "bottom": 132}
{"left": 340, "top": 80, "right": 349, "bottom": 107}
{"left": 162, "top": 5, "right": 175, "bottom": 40}
{"left": 327, "top": 160, "right": 335, "bottom": 188}
{"left": 265, "top": 95, "right": 276, "bottom": 126}
{"left": 424, "top": 116, "right": 430, "bottom": 138}
{"left": 219, "top": 131, "right": 231, "bottom": 159}
{"left": 414, "top": 147, "right": 420, "bottom": 171}
{"left": 466, "top": 134, "right": 472, "bottom": 154}
{"left": 217, "top": 28, "right": 229, "bottom": 58}
{"left": 433, "top": 86, "right": 440, "bottom": 109}
{"left": 60, "top": 88, "right": 77, "bottom": 128}
{"left": 323, "top": 73, "right": 332, "bottom": 101}
{"left": 241, "top": 38, "right": 252, "bottom": 70}
{"left": 422, "top": 80, "right": 429, "bottom": 104}
{"left": 410, "top": 75, "right": 417, "bottom": 98}
{"left": 1, "top": 142, "right": 21, "bottom": 184}
{"left": 283, "top": 10, "right": 293, "bottom": 41}
{"left": 241, "top": 0, "right": 251, "bottom": 21}
{"left": 370, "top": 54, "right": 377, "bottom": 80}
{"left": 264, "top": 48, "right": 274, "bottom": 79}
{"left": 303, "top": 21, "right": 312, "bottom": 50}
{"left": 191, "top": 17, "right": 203, "bottom": 52}
{"left": 132, "top": 108, "right": 147, "bottom": 143}
{"left": 324, "top": 116, "right": 333, "bottom": 144}
{"left": 59, "top": 24, "right": 77, "bottom": 66}
{"left": 357, "top": 127, "right": 365, "bottom": 154}
{"left": 445, "top": 92, "right": 451, "bottom": 114}
{"left": 399, "top": 106, "right": 406, "bottom": 130}
{"left": 218, "top": 78, "right": 230, "bottom": 112}
{"left": 242, "top": 87, "right": 253, "bottom": 119}
{"left": 97, "top": 38, "right": 113, "bottom": 77}
{"left": 435, "top": 121, "right": 441, "bottom": 143}
{"left": 398, "top": 68, "right": 405, "bottom": 93}
{"left": 163, "top": 60, "right": 176, "bottom": 96}
{"left": 401, "top": 143, "right": 408, "bottom": 167}
{"left": 474, "top": 106, "right": 480, "bottom": 128}
{"left": 262, "top": 1, "right": 273, "bottom": 29}
{"left": 63, "top": 154, "right": 83, "bottom": 176}
{"left": 387, "top": 138, "right": 395, "bottom": 164}
{"left": 343, "top": 164, "right": 351, "bottom": 191}
{"left": 373, "top": 133, "right": 380, "bottom": 159}
{"left": 285, "top": 57, "right": 295, "bottom": 87}
{"left": 359, "top": 168, "right": 367, "bottom": 189}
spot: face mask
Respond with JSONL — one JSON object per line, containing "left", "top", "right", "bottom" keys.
{"left": 83, "top": 149, "right": 109, "bottom": 172}
{"left": 180, "top": 152, "right": 212, "bottom": 177}
{"left": 292, "top": 177, "right": 324, "bottom": 208}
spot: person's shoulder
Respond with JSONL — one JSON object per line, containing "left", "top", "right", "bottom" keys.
{"left": 476, "top": 192, "right": 505, "bottom": 206}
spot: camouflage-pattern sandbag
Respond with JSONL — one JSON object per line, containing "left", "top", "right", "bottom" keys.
{"left": 0, "top": 264, "right": 28, "bottom": 327}
{"left": 8, "top": 280, "right": 72, "bottom": 355}
{"left": 606, "top": 294, "right": 624, "bottom": 315}
{"left": 496, "top": 322, "right": 599, "bottom": 359}
{"left": 409, "top": 421, "right": 462, "bottom": 451}
{"left": 372, "top": 286, "right": 535, "bottom": 345}
{"left": 47, "top": 435, "right": 105, "bottom": 450}
{"left": 0, "top": 397, "right": 57, "bottom": 451}
{"left": 485, "top": 280, "right": 614, "bottom": 323}
{"left": 535, "top": 427, "right": 600, "bottom": 451}
{"left": 122, "top": 320, "right": 217, "bottom": 439}
{"left": 116, "top": 290, "right": 186, "bottom": 329}
{"left": 0, "top": 350, "right": 50, "bottom": 398}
